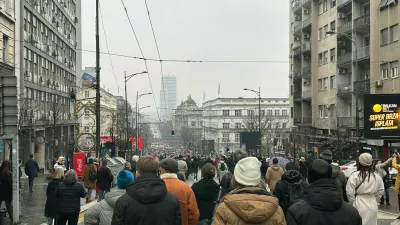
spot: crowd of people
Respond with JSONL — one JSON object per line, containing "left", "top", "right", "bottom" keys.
{"left": 0, "top": 149, "right": 399, "bottom": 225}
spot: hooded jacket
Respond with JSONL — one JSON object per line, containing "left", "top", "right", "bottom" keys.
{"left": 212, "top": 187, "right": 286, "bottom": 225}
{"left": 266, "top": 164, "right": 284, "bottom": 190}
{"left": 286, "top": 178, "right": 362, "bottom": 225}
{"left": 56, "top": 174, "right": 87, "bottom": 215}
{"left": 45, "top": 178, "right": 63, "bottom": 218}
{"left": 111, "top": 175, "right": 181, "bottom": 225}
{"left": 273, "top": 170, "right": 308, "bottom": 215}
{"left": 191, "top": 178, "right": 220, "bottom": 221}
{"left": 84, "top": 190, "right": 125, "bottom": 225}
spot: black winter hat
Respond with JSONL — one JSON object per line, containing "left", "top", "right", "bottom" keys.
{"left": 308, "top": 159, "right": 332, "bottom": 183}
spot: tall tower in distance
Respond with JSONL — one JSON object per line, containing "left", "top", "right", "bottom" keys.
{"left": 160, "top": 76, "right": 177, "bottom": 121}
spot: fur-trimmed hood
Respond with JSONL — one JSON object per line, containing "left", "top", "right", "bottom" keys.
{"left": 160, "top": 173, "right": 178, "bottom": 179}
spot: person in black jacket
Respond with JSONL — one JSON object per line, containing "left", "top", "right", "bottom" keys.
{"left": 286, "top": 159, "right": 362, "bottom": 225}
{"left": 0, "top": 160, "right": 13, "bottom": 222}
{"left": 298, "top": 157, "right": 307, "bottom": 180}
{"left": 259, "top": 157, "right": 268, "bottom": 180}
{"left": 24, "top": 153, "right": 40, "bottom": 192}
{"left": 97, "top": 159, "right": 114, "bottom": 202}
{"left": 112, "top": 155, "right": 181, "bottom": 225}
{"left": 273, "top": 162, "right": 308, "bottom": 216}
{"left": 191, "top": 163, "right": 220, "bottom": 224}
{"left": 56, "top": 169, "right": 87, "bottom": 225}
{"left": 45, "top": 167, "right": 64, "bottom": 225}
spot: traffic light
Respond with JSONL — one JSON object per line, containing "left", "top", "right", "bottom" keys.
{"left": 171, "top": 130, "right": 175, "bottom": 136}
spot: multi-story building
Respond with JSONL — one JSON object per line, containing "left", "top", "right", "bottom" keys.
{"left": 289, "top": 0, "right": 400, "bottom": 158}
{"left": 0, "top": 0, "right": 17, "bottom": 162}
{"left": 16, "top": 0, "right": 81, "bottom": 168}
{"left": 160, "top": 76, "right": 176, "bottom": 121}
{"left": 203, "top": 98, "right": 290, "bottom": 155}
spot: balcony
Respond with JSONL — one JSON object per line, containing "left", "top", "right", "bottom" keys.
{"left": 302, "top": 42, "right": 311, "bottom": 53}
{"left": 302, "top": 17, "right": 312, "bottom": 30}
{"left": 338, "top": 0, "right": 352, "bottom": 9}
{"left": 354, "top": 79, "right": 370, "bottom": 94}
{"left": 302, "top": 117, "right": 312, "bottom": 125}
{"left": 337, "top": 83, "right": 353, "bottom": 96}
{"left": 293, "top": 46, "right": 302, "bottom": 58}
{"left": 301, "top": 66, "right": 311, "bottom": 78}
{"left": 338, "top": 21, "right": 352, "bottom": 34}
{"left": 294, "top": 24, "right": 302, "bottom": 34}
{"left": 355, "top": 46, "right": 370, "bottom": 61}
{"left": 302, "top": 90, "right": 312, "bottom": 100}
{"left": 294, "top": 117, "right": 302, "bottom": 125}
{"left": 293, "top": 0, "right": 303, "bottom": 13}
{"left": 338, "top": 52, "right": 352, "bottom": 66}
{"left": 293, "top": 91, "right": 302, "bottom": 101}
{"left": 293, "top": 69, "right": 301, "bottom": 80}
{"left": 354, "top": 14, "right": 370, "bottom": 34}
{"left": 337, "top": 117, "right": 353, "bottom": 127}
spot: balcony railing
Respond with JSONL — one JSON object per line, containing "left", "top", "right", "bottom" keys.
{"left": 338, "top": 0, "right": 352, "bottom": 8}
{"left": 293, "top": 0, "right": 303, "bottom": 12}
{"left": 338, "top": 21, "right": 352, "bottom": 34}
{"left": 293, "top": 91, "right": 302, "bottom": 101}
{"left": 337, "top": 83, "right": 353, "bottom": 95}
{"left": 303, "top": 17, "right": 311, "bottom": 28}
{"left": 355, "top": 46, "right": 370, "bottom": 60}
{"left": 293, "top": 69, "right": 301, "bottom": 79}
{"left": 354, "top": 79, "right": 370, "bottom": 93}
{"left": 302, "top": 42, "right": 311, "bottom": 52}
{"left": 338, "top": 52, "right": 352, "bottom": 66}
{"left": 293, "top": 46, "right": 302, "bottom": 56}
{"left": 302, "top": 90, "right": 312, "bottom": 99}
{"left": 302, "top": 66, "right": 311, "bottom": 78}
{"left": 302, "top": 117, "right": 312, "bottom": 125}
{"left": 294, "top": 24, "right": 302, "bottom": 33}
{"left": 337, "top": 117, "right": 353, "bottom": 127}
{"left": 354, "top": 14, "right": 370, "bottom": 30}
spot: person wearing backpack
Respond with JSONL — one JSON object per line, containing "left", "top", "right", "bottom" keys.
{"left": 217, "top": 159, "right": 228, "bottom": 183}
{"left": 83, "top": 158, "right": 98, "bottom": 203}
{"left": 273, "top": 162, "right": 308, "bottom": 216}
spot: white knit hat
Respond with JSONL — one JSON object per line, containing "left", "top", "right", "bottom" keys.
{"left": 359, "top": 153, "right": 373, "bottom": 166}
{"left": 234, "top": 157, "right": 262, "bottom": 186}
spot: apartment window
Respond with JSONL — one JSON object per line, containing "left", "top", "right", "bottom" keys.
{"left": 391, "top": 61, "right": 399, "bottom": 78}
{"left": 331, "top": 0, "right": 336, "bottom": 7}
{"left": 235, "top": 133, "right": 240, "bottom": 142}
{"left": 234, "top": 110, "right": 242, "bottom": 116}
{"left": 318, "top": 79, "right": 323, "bottom": 90}
{"left": 222, "top": 133, "right": 229, "bottom": 142}
{"left": 282, "top": 110, "right": 288, "bottom": 116}
{"left": 235, "top": 123, "right": 241, "bottom": 129}
{"left": 291, "top": 107, "right": 294, "bottom": 118}
{"left": 267, "top": 110, "right": 272, "bottom": 116}
{"left": 381, "top": 28, "right": 389, "bottom": 45}
{"left": 381, "top": 63, "right": 389, "bottom": 79}
{"left": 330, "top": 21, "right": 336, "bottom": 33}
{"left": 323, "top": 51, "right": 328, "bottom": 64}
{"left": 84, "top": 127, "right": 89, "bottom": 133}
{"left": 325, "top": 105, "right": 330, "bottom": 118}
{"left": 222, "top": 110, "right": 230, "bottom": 116}
{"left": 390, "top": 24, "right": 398, "bottom": 42}
{"left": 330, "top": 48, "right": 336, "bottom": 62}
{"left": 248, "top": 110, "right": 254, "bottom": 116}
{"left": 223, "top": 123, "right": 230, "bottom": 129}
{"left": 319, "top": 105, "right": 324, "bottom": 118}
{"left": 323, "top": 0, "right": 328, "bottom": 11}
{"left": 330, "top": 75, "right": 336, "bottom": 89}
{"left": 282, "top": 122, "right": 287, "bottom": 128}
{"left": 319, "top": 28, "right": 323, "bottom": 40}
{"left": 324, "top": 25, "right": 328, "bottom": 38}
{"left": 318, "top": 53, "right": 323, "bottom": 65}
{"left": 275, "top": 110, "right": 280, "bottom": 116}
{"left": 318, "top": 1, "right": 323, "bottom": 14}
{"left": 3, "top": 35, "right": 9, "bottom": 62}
{"left": 323, "top": 77, "right": 329, "bottom": 90}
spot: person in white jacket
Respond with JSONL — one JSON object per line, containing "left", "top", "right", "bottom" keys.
{"left": 346, "top": 153, "right": 384, "bottom": 225}
{"left": 54, "top": 156, "right": 66, "bottom": 172}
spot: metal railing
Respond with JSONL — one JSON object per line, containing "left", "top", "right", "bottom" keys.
{"left": 293, "top": 91, "right": 302, "bottom": 101}
{"left": 337, "top": 117, "right": 353, "bottom": 127}
{"left": 338, "top": 0, "right": 352, "bottom": 8}
{"left": 355, "top": 46, "right": 370, "bottom": 60}
{"left": 302, "top": 42, "right": 311, "bottom": 52}
{"left": 294, "top": 24, "right": 302, "bottom": 33}
{"left": 354, "top": 79, "right": 370, "bottom": 93}
{"left": 293, "top": 69, "right": 301, "bottom": 79}
{"left": 338, "top": 21, "right": 352, "bottom": 34}
{"left": 302, "top": 90, "right": 312, "bottom": 99}
{"left": 338, "top": 52, "right": 352, "bottom": 66}
{"left": 293, "top": 0, "right": 303, "bottom": 12}
{"left": 302, "top": 117, "right": 312, "bottom": 125}
{"left": 337, "top": 83, "right": 353, "bottom": 95}
{"left": 354, "top": 14, "right": 370, "bottom": 30}
{"left": 302, "top": 66, "right": 311, "bottom": 77}
{"left": 303, "top": 17, "right": 311, "bottom": 28}
{"left": 293, "top": 46, "right": 302, "bottom": 56}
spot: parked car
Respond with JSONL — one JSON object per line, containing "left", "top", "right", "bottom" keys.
{"left": 340, "top": 161, "right": 357, "bottom": 178}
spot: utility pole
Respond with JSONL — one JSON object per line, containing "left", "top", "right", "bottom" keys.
{"left": 124, "top": 71, "right": 129, "bottom": 157}
{"left": 95, "top": 0, "right": 101, "bottom": 158}
{"left": 135, "top": 91, "right": 139, "bottom": 156}
{"left": 355, "top": 49, "right": 360, "bottom": 159}
{"left": 258, "top": 87, "right": 261, "bottom": 156}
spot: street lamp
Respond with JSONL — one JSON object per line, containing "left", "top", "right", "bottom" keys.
{"left": 135, "top": 93, "right": 152, "bottom": 155}
{"left": 124, "top": 71, "right": 147, "bottom": 158}
{"left": 243, "top": 87, "right": 261, "bottom": 156}
{"left": 326, "top": 30, "right": 360, "bottom": 158}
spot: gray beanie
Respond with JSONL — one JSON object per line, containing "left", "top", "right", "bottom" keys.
{"left": 359, "top": 153, "right": 373, "bottom": 166}
{"left": 319, "top": 150, "right": 333, "bottom": 161}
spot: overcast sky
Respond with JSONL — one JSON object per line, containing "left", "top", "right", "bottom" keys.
{"left": 81, "top": 0, "right": 289, "bottom": 115}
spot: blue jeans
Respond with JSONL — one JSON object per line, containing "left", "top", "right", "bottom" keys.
{"left": 98, "top": 189, "right": 109, "bottom": 202}
{"left": 381, "top": 188, "right": 390, "bottom": 203}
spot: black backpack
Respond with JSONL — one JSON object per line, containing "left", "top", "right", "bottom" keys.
{"left": 284, "top": 180, "right": 304, "bottom": 206}
{"left": 89, "top": 166, "right": 97, "bottom": 181}
{"left": 220, "top": 163, "right": 226, "bottom": 171}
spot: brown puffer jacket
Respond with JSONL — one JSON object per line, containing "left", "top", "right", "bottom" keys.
{"left": 212, "top": 187, "right": 286, "bottom": 225}
{"left": 266, "top": 165, "right": 284, "bottom": 190}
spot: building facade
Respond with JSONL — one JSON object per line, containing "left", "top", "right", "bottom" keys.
{"left": 160, "top": 76, "right": 176, "bottom": 121}
{"left": 202, "top": 98, "right": 290, "bottom": 155}
{"left": 16, "top": 0, "right": 81, "bottom": 169}
{"left": 289, "top": 0, "right": 400, "bottom": 159}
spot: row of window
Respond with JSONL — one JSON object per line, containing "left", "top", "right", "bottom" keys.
{"left": 23, "top": 47, "right": 75, "bottom": 94}
{"left": 318, "top": 0, "right": 336, "bottom": 15}
{"left": 318, "top": 21, "right": 335, "bottom": 40}
{"left": 222, "top": 132, "right": 286, "bottom": 143}
{"left": 380, "top": 24, "right": 398, "bottom": 45}
{"left": 222, "top": 122, "right": 287, "bottom": 129}
{"left": 23, "top": 108, "right": 70, "bottom": 122}
{"left": 318, "top": 76, "right": 336, "bottom": 90}
{"left": 2, "top": 34, "right": 10, "bottom": 63}
{"left": 318, "top": 104, "right": 335, "bottom": 118}
{"left": 222, "top": 109, "right": 288, "bottom": 117}
{"left": 381, "top": 61, "right": 399, "bottom": 79}
{"left": 318, "top": 48, "right": 335, "bottom": 65}
{"left": 24, "top": 87, "right": 71, "bottom": 105}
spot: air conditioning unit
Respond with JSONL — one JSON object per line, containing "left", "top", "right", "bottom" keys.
{"left": 294, "top": 36, "right": 301, "bottom": 41}
{"left": 339, "top": 69, "right": 347, "bottom": 74}
{"left": 304, "top": 34, "right": 310, "bottom": 39}
{"left": 304, "top": 81, "right": 310, "bottom": 85}
{"left": 304, "top": 9, "right": 310, "bottom": 14}
{"left": 304, "top": 55, "right": 309, "bottom": 60}
{"left": 376, "top": 80, "right": 383, "bottom": 87}
{"left": 295, "top": 16, "right": 301, "bottom": 21}
{"left": 338, "top": 13, "right": 345, "bottom": 19}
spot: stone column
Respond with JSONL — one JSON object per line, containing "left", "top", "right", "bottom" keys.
{"left": 34, "top": 130, "right": 45, "bottom": 173}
